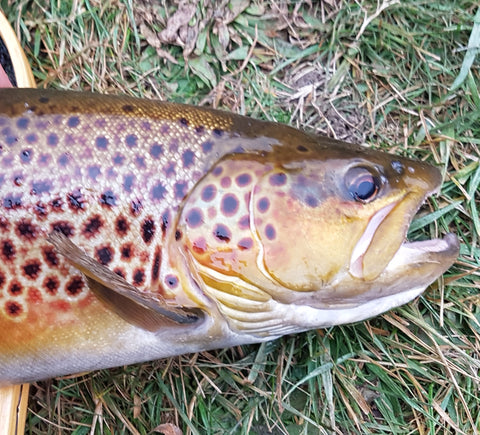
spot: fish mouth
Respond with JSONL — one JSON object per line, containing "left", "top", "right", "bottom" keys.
{"left": 349, "top": 195, "right": 459, "bottom": 282}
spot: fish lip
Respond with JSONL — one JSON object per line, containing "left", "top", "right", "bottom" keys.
{"left": 349, "top": 192, "right": 459, "bottom": 280}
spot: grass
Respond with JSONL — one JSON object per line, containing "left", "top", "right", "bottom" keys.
{"left": 1, "top": 0, "right": 480, "bottom": 433}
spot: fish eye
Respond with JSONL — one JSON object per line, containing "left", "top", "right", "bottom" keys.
{"left": 345, "top": 166, "right": 381, "bottom": 203}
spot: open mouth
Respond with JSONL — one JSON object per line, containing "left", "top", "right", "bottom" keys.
{"left": 349, "top": 196, "right": 459, "bottom": 281}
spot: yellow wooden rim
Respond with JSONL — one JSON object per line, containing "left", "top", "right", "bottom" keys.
{"left": 0, "top": 10, "right": 35, "bottom": 88}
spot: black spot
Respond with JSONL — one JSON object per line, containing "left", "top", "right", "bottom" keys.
{"left": 23, "top": 260, "right": 41, "bottom": 279}
{"left": 3, "top": 195, "right": 22, "bottom": 209}
{"left": 66, "top": 276, "right": 84, "bottom": 296}
{"left": 16, "top": 220, "right": 37, "bottom": 240}
{"left": 221, "top": 194, "right": 239, "bottom": 217}
{"left": 213, "top": 128, "right": 223, "bottom": 137}
{"left": 34, "top": 202, "right": 47, "bottom": 218}
{"left": 125, "top": 134, "right": 138, "bottom": 148}
{"left": 20, "top": 149, "right": 32, "bottom": 163}
{"left": 50, "top": 197, "right": 63, "bottom": 209}
{"left": 67, "top": 189, "right": 85, "bottom": 211}
{"left": 213, "top": 224, "right": 231, "bottom": 243}
{"left": 257, "top": 197, "right": 270, "bottom": 213}
{"left": 26, "top": 134, "right": 38, "bottom": 144}
{"left": 67, "top": 116, "right": 80, "bottom": 128}
{"left": 269, "top": 172, "right": 287, "bottom": 186}
{"left": 131, "top": 200, "right": 142, "bottom": 215}
{"left": 58, "top": 153, "right": 69, "bottom": 166}
{"left": 51, "top": 221, "right": 74, "bottom": 237}
{"left": 201, "top": 141, "right": 213, "bottom": 153}
{"left": 135, "top": 156, "right": 146, "bottom": 169}
{"left": 182, "top": 149, "right": 195, "bottom": 168}
{"left": 31, "top": 180, "right": 52, "bottom": 195}
{"left": 88, "top": 166, "right": 101, "bottom": 180}
{"left": 44, "top": 276, "right": 59, "bottom": 294}
{"left": 95, "top": 246, "right": 113, "bottom": 265}
{"left": 123, "top": 174, "right": 135, "bottom": 193}
{"left": 47, "top": 133, "right": 58, "bottom": 146}
{"left": 16, "top": 118, "right": 29, "bottom": 129}
{"left": 114, "top": 268, "right": 126, "bottom": 279}
{"left": 0, "top": 271, "right": 4, "bottom": 288}
{"left": 391, "top": 160, "right": 404, "bottom": 174}
{"left": 161, "top": 211, "right": 170, "bottom": 235}
{"left": 113, "top": 153, "right": 125, "bottom": 165}
{"left": 95, "top": 136, "right": 108, "bottom": 150}
{"left": 305, "top": 195, "right": 319, "bottom": 208}
{"left": 6, "top": 301, "right": 22, "bottom": 316}
{"left": 122, "top": 104, "right": 134, "bottom": 113}
{"left": 151, "top": 182, "right": 167, "bottom": 201}
{"left": 1, "top": 240, "right": 15, "bottom": 261}
{"left": 212, "top": 166, "right": 223, "bottom": 176}
{"left": 195, "top": 125, "right": 205, "bottom": 134}
{"left": 236, "top": 173, "right": 252, "bottom": 187}
{"left": 150, "top": 143, "right": 163, "bottom": 159}
{"left": 100, "top": 190, "right": 117, "bottom": 207}
{"left": 8, "top": 281, "right": 22, "bottom": 295}
{"left": 115, "top": 216, "right": 129, "bottom": 236}
{"left": 165, "top": 274, "right": 178, "bottom": 288}
{"left": 142, "top": 219, "right": 155, "bottom": 244}
{"left": 39, "top": 96, "right": 50, "bottom": 103}
{"left": 265, "top": 224, "right": 276, "bottom": 240}
{"left": 152, "top": 248, "right": 161, "bottom": 282}
{"left": 201, "top": 184, "right": 216, "bottom": 202}
{"left": 185, "top": 208, "right": 203, "bottom": 228}
{"left": 297, "top": 145, "right": 309, "bottom": 152}
{"left": 174, "top": 182, "right": 188, "bottom": 200}
{"left": 42, "top": 246, "right": 59, "bottom": 267}
{"left": 83, "top": 215, "right": 103, "bottom": 237}
{"left": 121, "top": 243, "right": 132, "bottom": 259}
{"left": 179, "top": 117, "right": 189, "bottom": 127}
{"left": 238, "top": 237, "right": 253, "bottom": 250}
{"left": 175, "top": 230, "right": 182, "bottom": 241}
{"left": 133, "top": 269, "right": 145, "bottom": 286}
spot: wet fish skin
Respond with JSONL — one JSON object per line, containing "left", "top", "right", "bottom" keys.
{"left": 0, "top": 88, "right": 459, "bottom": 384}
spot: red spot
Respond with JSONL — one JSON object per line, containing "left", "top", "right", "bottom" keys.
{"left": 28, "top": 287, "right": 43, "bottom": 304}
{"left": 257, "top": 197, "right": 270, "bottom": 213}
{"left": 5, "top": 301, "right": 23, "bottom": 317}
{"left": 51, "top": 221, "right": 74, "bottom": 237}
{"left": 95, "top": 246, "right": 114, "bottom": 265}
{"left": 51, "top": 300, "right": 71, "bottom": 312}
{"left": 221, "top": 177, "right": 231, "bottom": 188}
{"left": 0, "top": 270, "right": 4, "bottom": 288}
{"left": 142, "top": 218, "right": 155, "bottom": 244}
{"left": 193, "top": 237, "right": 207, "bottom": 254}
{"left": 43, "top": 246, "right": 60, "bottom": 268}
{"left": 238, "top": 215, "right": 250, "bottom": 230}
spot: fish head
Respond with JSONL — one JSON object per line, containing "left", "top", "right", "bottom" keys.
{"left": 175, "top": 137, "right": 459, "bottom": 334}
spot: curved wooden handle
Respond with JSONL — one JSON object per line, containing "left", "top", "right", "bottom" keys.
{"left": 0, "top": 384, "right": 30, "bottom": 435}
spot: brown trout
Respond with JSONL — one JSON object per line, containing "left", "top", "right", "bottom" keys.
{"left": 0, "top": 88, "right": 458, "bottom": 385}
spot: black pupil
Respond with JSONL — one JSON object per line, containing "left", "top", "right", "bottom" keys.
{"left": 355, "top": 178, "right": 376, "bottom": 200}
{"left": 346, "top": 167, "right": 379, "bottom": 202}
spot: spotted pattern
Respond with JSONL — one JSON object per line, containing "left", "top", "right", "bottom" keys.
{"left": 0, "top": 89, "right": 244, "bottom": 327}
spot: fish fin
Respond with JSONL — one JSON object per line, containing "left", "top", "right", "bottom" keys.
{"left": 47, "top": 231, "right": 201, "bottom": 331}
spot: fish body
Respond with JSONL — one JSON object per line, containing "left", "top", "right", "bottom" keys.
{"left": 0, "top": 89, "right": 458, "bottom": 384}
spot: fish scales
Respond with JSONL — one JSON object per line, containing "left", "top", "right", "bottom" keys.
{"left": 0, "top": 88, "right": 459, "bottom": 384}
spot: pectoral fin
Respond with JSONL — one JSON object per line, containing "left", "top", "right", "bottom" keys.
{"left": 48, "top": 231, "right": 201, "bottom": 331}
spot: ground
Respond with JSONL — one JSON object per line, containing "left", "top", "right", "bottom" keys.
{"left": 1, "top": 0, "right": 480, "bottom": 433}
